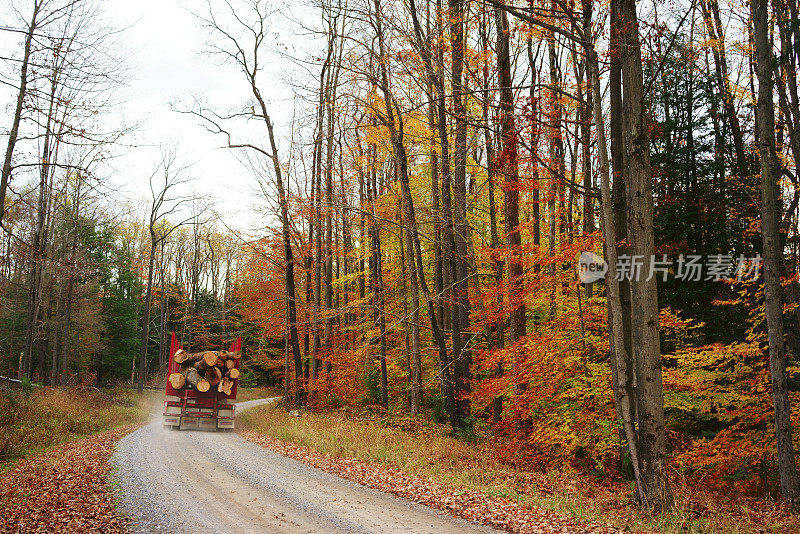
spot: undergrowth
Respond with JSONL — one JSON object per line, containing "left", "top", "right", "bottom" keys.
{"left": 239, "top": 404, "right": 799, "bottom": 534}
{"left": 0, "top": 386, "right": 150, "bottom": 465}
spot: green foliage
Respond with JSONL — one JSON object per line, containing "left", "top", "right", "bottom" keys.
{"left": 452, "top": 415, "right": 479, "bottom": 444}
{"left": 646, "top": 31, "right": 759, "bottom": 346}
{"left": 425, "top": 389, "right": 448, "bottom": 425}
{"left": 239, "top": 366, "right": 257, "bottom": 388}
{"left": 360, "top": 367, "right": 382, "bottom": 406}
{"left": 100, "top": 235, "right": 142, "bottom": 384}
{"left": 20, "top": 377, "right": 34, "bottom": 396}
{"left": 326, "top": 393, "right": 344, "bottom": 409}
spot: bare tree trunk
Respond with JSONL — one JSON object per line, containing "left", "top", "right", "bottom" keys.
{"left": 196, "top": 0, "right": 305, "bottom": 405}
{"left": 580, "top": 4, "right": 594, "bottom": 298}
{"left": 138, "top": 236, "right": 157, "bottom": 393}
{"left": 312, "top": 119, "right": 323, "bottom": 402}
{"left": 609, "top": 0, "right": 637, "bottom": 477}
{"left": 585, "top": 40, "right": 647, "bottom": 509}
{"left": 699, "top": 0, "right": 747, "bottom": 177}
{"left": 50, "top": 282, "right": 65, "bottom": 385}
{"left": 527, "top": 32, "right": 541, "bottom": 254}
{"left": 404, "top": 196, "right": 422, "bottom": 414}
{"left": 158, "top": 243, "right": 169, "bottom": 377}
{"left": 1, "top": 1, "right": 42, "bottom": 227}
{"left": 322, "top": 22, "right": 342, "bottom": 376}
{"left": 407, "top": 0, "right": 457, "bottom": 424}
{"left": 547, "top": 31, "right": 565, "bottom": 319}
{"left": 367, "top": 164, "right": 388, "bottom": 408}
{"left": 60, "top": 254, "right": 76, "bottom": 386}
{"left": 22, "top": 66, "right": 60, "bottom": 380}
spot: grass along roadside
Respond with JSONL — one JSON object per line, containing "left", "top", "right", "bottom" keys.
{"left": 0, "top": 386, "right": 156, "bottom": 466}
{"left": 234, "top": 386, "right": 284, "bottom": 403}
{"left": 0, "top": 384, "right": 278, "bottom": 466}
{"left": 238, "top": 404, "right": 798, "bottom": 534}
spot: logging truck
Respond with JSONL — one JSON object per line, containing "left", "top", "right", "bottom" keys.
{"left": 162, "top": 333, "right": 241, "bottom": 431}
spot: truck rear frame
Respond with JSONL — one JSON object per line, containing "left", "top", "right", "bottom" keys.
{"left": 162, "top": 333, "right": 240, "bottom": 431}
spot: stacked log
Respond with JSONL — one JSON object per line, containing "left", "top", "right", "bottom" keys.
{"left": 218, "top": 377, "right": 234, "bottom": 396}
{"left": 169, "top": 349, "right": 239, "bottom": 395}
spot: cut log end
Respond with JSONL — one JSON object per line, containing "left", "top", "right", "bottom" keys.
{"left": 168, "top": 372, "right": 186, "bottom": 389}
{"left": 226, "top": 368, "right": 240, "bottom": 379}
{"left": 225, "top": 359, "right": 235, "bottom": 369}
{"left": 218, "top": 376, "right": 233, "bottom": 395}
{"left": 173, "top": 349, "right": 188, "bottom": 364}
{"left": 202, "top": 351, "right": 219, "bottom": 367}
{"left": 183, "top": 367, "right": 206, "bottom": 391}
{"left": 205, "top": 366, "right": 223, "bottom": 386}
{"left": 196, "top": 379, "right": 211, "bottom": 393}
{"left": 228, "top": 350, "right": 241, "bottom": 360}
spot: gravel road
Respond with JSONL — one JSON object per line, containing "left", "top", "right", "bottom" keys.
{"left": 112, "top": 398, "right": 497, "bottom": 533}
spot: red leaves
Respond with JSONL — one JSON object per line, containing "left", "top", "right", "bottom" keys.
{"left": 0, "top": 425, "right": 138, "bottom": 533}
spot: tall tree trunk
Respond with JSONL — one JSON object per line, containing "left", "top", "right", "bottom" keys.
{"left": 495, "top": 6, "right": 526, "bottom": 404}
{"left": 527, "top": 32, "right": 541, "bottom": 256}
{"left": 449, "top": 0, "right": 471, "bottom": 425}
{"left": 371, "top": 172, "right": 389, "bottom": 409}
{"left": 60, "top": 272, "right": 75, "bottom": 386}
{"left": 249, "top": 107, "right": 304, "bottom": 400}
{"left": 376, "top": 0, "right": 455, "bottom": 425}
{"left": 699, "top": 0, "right": 747, "bottom": 177}
{"left": 482, "top": 15, "right": 505, "bottom": 424}
{"left": 619, "top": 0, "right": 671, "bottom": 509}
{"left": 407, "top": 0, "right": 457, "bottom": 424}
{"left": 323, "top": 32, "right": 341, "bottom": 376}
{"left": 610, "top": 0, "right": 635, "bottom": 451}
{"left": 584, "top": 33, "right": 647, "bottom": 510}
{"left": 22, "top": 70, "right": 58, "bottom": 380}
{"left": 405, "top": 196, "right": 422, "bottom": 414}
{"left": 580, "top": 3, "right": 594, "bottom": 298}
{"left": 50, "top": 283, "right": 65, "bottom": 385}
{"left": 547, "top": 31, "right": 565, "bottom": 319}
{"left": 752, "top": 0, "right": 800, "bottom": 506}
{"left": 138, "top": 236, "right": 157, "bottom": 393}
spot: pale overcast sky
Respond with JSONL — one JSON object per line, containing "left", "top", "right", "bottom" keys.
{"left": 1, "top": 0, "right": 316, "bottom": 234}
{"left": 107, "top": 0, "right": 311, "bottom": 234}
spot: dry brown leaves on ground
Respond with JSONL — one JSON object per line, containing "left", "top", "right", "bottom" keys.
{"left": 0, "top": 425, "right": 138, "bottom": 533}
{"left": 241, "top": 429, "right": 624, "bottom": 534}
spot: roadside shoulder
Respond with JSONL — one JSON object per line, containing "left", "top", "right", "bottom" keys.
{"left": 240, "top": 428, "right": 620, "bottom": 534}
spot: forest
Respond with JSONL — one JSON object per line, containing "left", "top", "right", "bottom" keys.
{"left": 2, "top": 0, "right": 800, "bottom": 515}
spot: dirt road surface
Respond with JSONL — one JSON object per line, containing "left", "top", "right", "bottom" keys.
{"left": 113, "top": 398, "right": 497, "bottom": 533}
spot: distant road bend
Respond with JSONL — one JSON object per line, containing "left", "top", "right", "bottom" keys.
{"left": 113, "top": 398, "right": 497, "bottom": 533}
